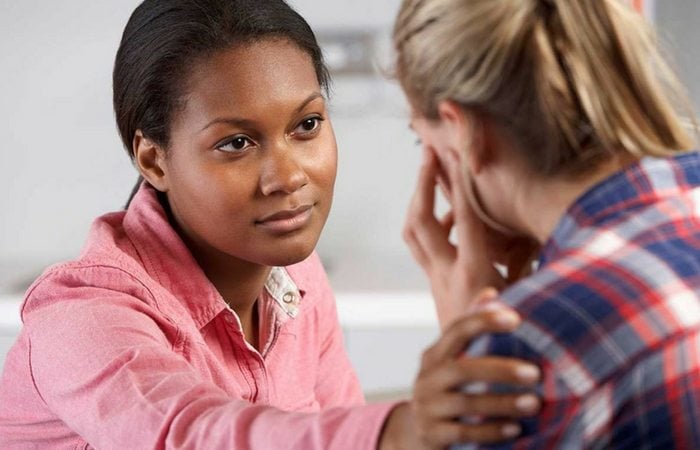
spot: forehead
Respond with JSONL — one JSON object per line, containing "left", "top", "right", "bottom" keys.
{"left": 181, "top": 38, "right": 321, "bottom": 119}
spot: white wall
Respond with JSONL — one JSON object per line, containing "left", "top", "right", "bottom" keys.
{"left": 656, "top": 0, "right": 700, "bottom": 110}
{"left": 0, "top": 1, "right": 141, "bottom": 277}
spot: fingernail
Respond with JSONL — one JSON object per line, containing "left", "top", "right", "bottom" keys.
{"left": 515, "top": 364, "right": 540, "bottom": 383}
{"left": 515, "top": 394, "right": 540, "bottom": 413}
{"left": 479, "top": 301, "right": 503, "bottom": 313}
{"left": 502, "top": 423, "right": 521, "bottom": 438}
{"left": 478, "top": 287, "right": 499, "bottom": 302}
{"left": 494, "top": 309, "right": 520, "bottom": 327}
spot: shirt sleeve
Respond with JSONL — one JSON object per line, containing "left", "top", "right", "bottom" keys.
{"left": 22, "top": 270, "right": 393, "bottom": 450}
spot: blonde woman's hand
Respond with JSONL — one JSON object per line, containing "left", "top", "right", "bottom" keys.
{"left": 436, "top": 147, "right": 539, "bottom": 285}
{"left": 403, "top": 147, "right": 538, "bottom": 328}
{"left": 403, "top": 147, "right": 500, "bottom": 327}
{"left": 379, "top": 291, "right": 541, "bottom": 450}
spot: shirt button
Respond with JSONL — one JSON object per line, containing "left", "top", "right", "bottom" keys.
{"left": 224, "top": 315, "right": 234, "bottom": 323}
{"left": 282, "top": 292, "right": 296, "bottom": 304}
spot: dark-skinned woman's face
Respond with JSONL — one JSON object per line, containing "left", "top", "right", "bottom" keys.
{"left": 158, "top": 39, "right": 337, "bottom": 267}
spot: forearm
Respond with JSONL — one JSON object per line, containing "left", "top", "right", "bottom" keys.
{"left": 161, "top": 397, "right": 397, "bottom": 450}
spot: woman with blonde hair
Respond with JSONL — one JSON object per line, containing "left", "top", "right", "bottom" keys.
{"left": 395, "top": 0, "right": 700, "bottom": 448}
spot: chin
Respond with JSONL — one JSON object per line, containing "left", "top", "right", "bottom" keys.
{"left": 258, "top": 220, "right": 326, "bottom": 267}
{"left": 256, "top": 235, "right": 319, "bottom": 267}
{"left": 264, "top": 247, "right": 315, "bottom": 267}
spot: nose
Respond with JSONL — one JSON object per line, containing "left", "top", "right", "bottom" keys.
{"left": 259, "top": 144, "right": 309, "bottom": 196}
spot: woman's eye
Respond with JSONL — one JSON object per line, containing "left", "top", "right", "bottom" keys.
{"left": 217, "top": 135, "right": 253, "bottom": 153}
{"left": 294, "top": 116, "right": 323, "bottom": 135}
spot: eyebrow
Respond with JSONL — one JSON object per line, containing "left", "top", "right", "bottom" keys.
{"left": 199, "top": 92, "right": 324, "bottom": 133}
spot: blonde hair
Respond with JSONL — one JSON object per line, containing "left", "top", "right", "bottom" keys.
{"left": 393, "top": 0, "right": 696, "bottom": 176}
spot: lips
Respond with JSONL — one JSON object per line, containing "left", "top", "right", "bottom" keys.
{"left": 256, "top": 204, "right": 314, "bottom": 233}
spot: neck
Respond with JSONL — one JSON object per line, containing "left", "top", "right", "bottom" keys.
{"left": 160, "top": 194, "right": 270, "bottom": 312}
{"left": 199, "top": 252, "right": 271, "bottom": 313}
{"left": 513, "top": 156, "right": 636, "bottom": 244}
{"left": 190, "top": 243, "right": 269, "bottom": 350}
{"left": 167, "top": 224, "right": 268, "bottom": 350}
{"left": 161, "top": 194, "right": 268, "bottom": 350}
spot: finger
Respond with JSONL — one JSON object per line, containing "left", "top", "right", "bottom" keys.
{"left": 436, "top": 165, "right": 452, "bottom": 200}
{"left": 417, "top": 420, "right": 523, "bottom": 447}
{"left": 404, "top": 149, "right": 456, "bottom": 262}
{"left": 439, "top": 210, "right": 454, "bottom": 234}
{"left": 403, "top": 227, "right": 430, "bottom": 268}
{"left": 461, "top": 392, "right": 541, "bottom": 417}
{"left": 418, "top": 392, "right": 541, "bottom": 419}
{"left": 417, "top": 356, "right": 540, "bottom": 395}
{"left": 429, "top": 304, "right": 520, "bottom": 361}
{"left": 410, "top": 148, "right": 438, "bottom": 221}
{"left": 443, "top": 149, "right": 487, "bottom": 264}
{"left": 457, "top": 357, "right": 541, "bottom": 386}
{"left": 414, "top": 149, "right": 457, "bottom": 263}
{"left": 403, "top": 150, "right": 439, "bottom": 267}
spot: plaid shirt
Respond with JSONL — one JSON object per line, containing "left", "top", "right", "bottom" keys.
{"left": 462, "top": 153, "right": 700, "bottom": 449}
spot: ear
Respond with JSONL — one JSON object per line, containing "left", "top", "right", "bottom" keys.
{"left": 436, "top": 100, "right": 487, "bottom": 175}
{"left": 133, "top": 130, "right": 169, "bottom": 192}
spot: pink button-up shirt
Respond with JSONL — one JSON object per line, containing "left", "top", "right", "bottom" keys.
{"left": 0, "top": 184, "right": 394, "bottom": 449}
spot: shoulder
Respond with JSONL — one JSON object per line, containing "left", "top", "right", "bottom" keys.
{"left": 21, "top": 203, "right": 169, "bottom": 310}
{"left": 495, "top": 244, "right": 700, "bottom": 394}
{"left": 20, "top": 256, "right": 160, "bottom": 328}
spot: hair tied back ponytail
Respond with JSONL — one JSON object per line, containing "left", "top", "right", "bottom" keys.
{"left": 394, "top": 0, "right": 696, "bottom": 177}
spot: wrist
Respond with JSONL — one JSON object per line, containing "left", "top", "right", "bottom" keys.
{"left": 377, "top": 402, "right": 414, "bottom": 450}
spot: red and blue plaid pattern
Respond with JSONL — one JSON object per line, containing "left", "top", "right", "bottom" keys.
{"left": 463, "top": 152, "right": 700, "bottom": 449}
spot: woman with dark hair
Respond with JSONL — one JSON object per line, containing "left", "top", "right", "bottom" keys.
{"left": 0, "top": 1, "right": 541, "bottom": 448}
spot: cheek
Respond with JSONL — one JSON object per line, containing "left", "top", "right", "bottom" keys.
{"left": 308, "top": 139, "right": 338, "bottom": 193}
{"left": 171, "top": 160, "right": 225, "bottom": 204}
{"left": 322, "top": 148, "right": 338, "bottom": 188}
{"left": 166, "top": 156, "right": 256, "bottom": 231}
